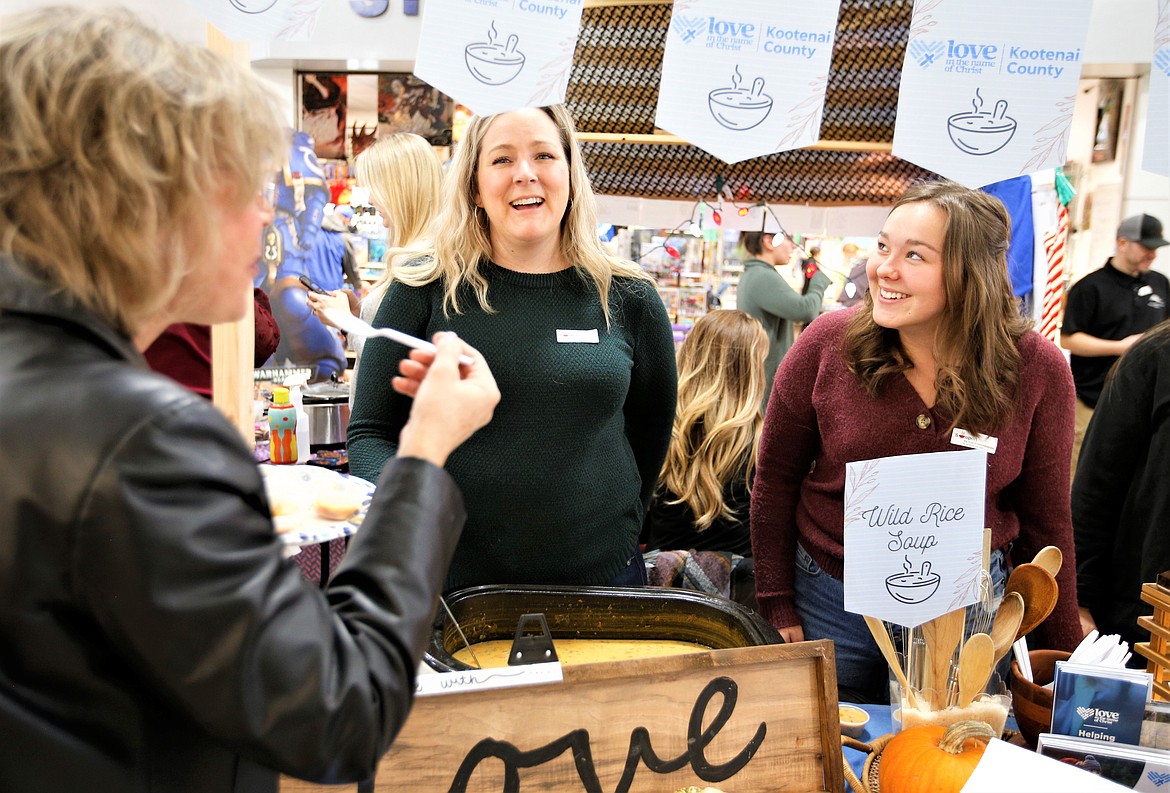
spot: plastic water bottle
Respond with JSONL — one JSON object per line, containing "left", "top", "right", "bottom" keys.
{"left": 268, "top": 386, "right": 298, "bottom": 465}
{"left": 284, "top": 373, "right": 311, "bottom": 463}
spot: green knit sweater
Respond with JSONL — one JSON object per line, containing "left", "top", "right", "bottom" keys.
{"left": 347, "top": 262, "right": 677, "bottom": 591}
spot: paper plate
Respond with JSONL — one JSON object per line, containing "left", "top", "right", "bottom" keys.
{"left": 259, "top": 464, "right": 374, "bottom": 547}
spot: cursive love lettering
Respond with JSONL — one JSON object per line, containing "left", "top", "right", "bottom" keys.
{"left": 447, "top": 676, "right": 765, "bottom": 792}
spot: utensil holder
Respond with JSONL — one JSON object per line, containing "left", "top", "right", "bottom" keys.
{"left": 889, "top": 669, "right": 1011, "bottom": 737}
{"left": 1009, "top": 649, "right": 1071, "bottom": 748}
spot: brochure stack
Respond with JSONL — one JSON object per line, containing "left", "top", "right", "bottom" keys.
{"left": 1036, "top": 661, "right": 1170, "bottom": 790}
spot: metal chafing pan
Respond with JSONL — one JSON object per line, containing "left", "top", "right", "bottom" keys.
{"left": 425, "top": 584, "right": 782, "bottom": 672}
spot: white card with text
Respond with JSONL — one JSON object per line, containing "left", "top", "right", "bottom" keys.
{"left": 843, "top": 449, "right": 987, "bottom": 627}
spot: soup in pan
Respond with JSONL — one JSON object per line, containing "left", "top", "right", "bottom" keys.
{"left": 452, "top": 638, "right": 710, "bottom": 668}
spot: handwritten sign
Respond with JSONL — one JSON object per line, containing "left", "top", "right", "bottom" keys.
{"left": 416, "top": 661, "right": 563, "bottom": 697}
{"left": 1144, "top": 1, "right": 1170, "bottom": 177}
{"left": 843, "top": 449, "right": 987, "bottom": 627}
{"left": 413, "top": 0, "right": 584, "bottom": 116}
{"left": 892, "top": 0, "right": 1092, "bottom": 188}
{"left": 280, "top": 643, "right": 842, "bottom": 793}
{"left": 654, "top": 0, "right": 841, "bottom": 164}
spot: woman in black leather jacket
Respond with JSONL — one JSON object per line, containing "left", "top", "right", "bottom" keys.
{"left": 0, "top": 8, "right": 499, "bottom": 792}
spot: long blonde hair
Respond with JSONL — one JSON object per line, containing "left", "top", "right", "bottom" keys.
{"left": 353, "top": 132, "right": 442, "bottom": 305}
{"left": 394, "top": 104, "right": 650, "bottom": 325}
{"left": 0, "top": 7, "right": 284, "bottom": 336}
{"left": 660, "top": 310, "right": 769, "bottom": 530}
{"left": 842, "top": 179, "right": 1031, "bottom": 435}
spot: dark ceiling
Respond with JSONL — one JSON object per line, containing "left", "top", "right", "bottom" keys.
{"left": 566, "top": 0, "right": 937, "bottom": 206}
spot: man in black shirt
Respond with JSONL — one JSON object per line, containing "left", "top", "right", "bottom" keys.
{"left": 1062, "top": 213, "right": 1170, "bottom": 475}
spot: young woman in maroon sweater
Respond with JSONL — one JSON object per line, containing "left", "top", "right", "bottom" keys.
{"left": 750, "top": 180, "right": 1080, "bottom": 703}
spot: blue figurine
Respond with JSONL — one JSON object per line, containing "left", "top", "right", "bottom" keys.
{"left": 257, "top": 129, "right": 347, "bottom": 382}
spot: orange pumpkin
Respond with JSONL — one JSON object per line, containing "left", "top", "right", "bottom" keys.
{"left": 879, "top": 720, "right": 996, "bottom": 793}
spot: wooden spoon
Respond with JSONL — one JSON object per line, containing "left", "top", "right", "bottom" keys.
{"left": 989, "top": 591, "right": 1025, "bottom": 663}
{"left": 1005, "top": 562, "right": 1059, "bottom": 640}
{"left": 863, "top": 615, "right": 920, "bottom": 709}
{"left": 1031, "top": 546, "right": 1063, "bottom": 578}
{"left": 957, "top": 632, "right": 995, "bottom": 707}
{"left": 920, "top": 607, "right": 965, "bottom": 708}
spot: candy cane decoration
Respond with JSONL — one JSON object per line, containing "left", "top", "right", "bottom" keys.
{"left": 1040, "top": 203, "right": 1069, "bottom": 343}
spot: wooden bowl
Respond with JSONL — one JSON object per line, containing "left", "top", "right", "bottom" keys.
{"left": 1009, "top": 649, "right": 1071, "bottom": 748}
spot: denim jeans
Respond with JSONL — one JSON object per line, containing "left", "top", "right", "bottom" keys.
{"left": 793, "top": 542, "right": 1007, "bottom": 704}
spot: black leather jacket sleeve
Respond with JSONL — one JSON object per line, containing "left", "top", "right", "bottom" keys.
{"left": 74, "top": 393, "right": 463, "bottom": 783}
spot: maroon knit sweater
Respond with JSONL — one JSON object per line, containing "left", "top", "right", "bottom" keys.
{"left": 750, "top": 308, "right": 1081, "bottom": 652}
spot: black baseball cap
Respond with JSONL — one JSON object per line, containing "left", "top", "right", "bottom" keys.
{"left": 1117, "top": 214, "right": 1170, "bottom": 249}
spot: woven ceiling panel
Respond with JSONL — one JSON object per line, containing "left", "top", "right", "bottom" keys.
{"left": 566, "top": 0, "right": 937, "bottom": 205}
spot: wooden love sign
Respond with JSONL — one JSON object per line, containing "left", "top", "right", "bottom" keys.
{"left": 281, "top": 641, "right": 842, "bottom": 793}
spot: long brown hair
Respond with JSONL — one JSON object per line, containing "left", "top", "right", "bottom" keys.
{"left": 841, "top": 180, "right": 1031, "bottom": 434}
{"left": 659, "top": 310, "right": 769, "bottom": 530}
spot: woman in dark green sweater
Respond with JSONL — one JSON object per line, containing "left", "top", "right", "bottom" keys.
{"left": 348, "top": 105, "right": 677, "bottom": 591}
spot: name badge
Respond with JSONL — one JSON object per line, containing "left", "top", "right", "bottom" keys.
{"left": 951, "top": 428, "right": 998, "bottom": 454}
{"left": 556, "top": 329, "right": 599, "bottom": 343}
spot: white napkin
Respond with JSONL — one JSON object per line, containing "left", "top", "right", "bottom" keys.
{"left": 1012, "top": 637, "right": 1033, "bottom": 682}
{"left": 1069, "top": 630, "right": 1132, "bottom": 667}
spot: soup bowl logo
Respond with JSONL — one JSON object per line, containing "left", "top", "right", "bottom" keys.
{"left": 947, "top": 89, "right": 1017, "bottom": 156}
{"left": 229, "top": 0, "right": 278, "bottom": 12}
{"left": 708, "top": 66, "right": 773, "bottom": 131}
{"left": 885, "top": 557, "right": 940, "bottom": 604}
{"left": 465, "top": 22, "right": 526, "bottom": 86}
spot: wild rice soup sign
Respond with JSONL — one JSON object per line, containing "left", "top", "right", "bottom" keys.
{"left": 413, "top": 0, "right": 584, "bottom": 116}
{"left": 843, "top": 450, "right": 987, "bottom": 628}
{"left": 654, "top": 0, "right": 841, "bottom": 164}
{"left": 892, "top": 0, "right": 1092, "bottom": 188}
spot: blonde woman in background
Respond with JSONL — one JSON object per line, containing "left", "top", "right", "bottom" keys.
{"left": 644, "top": 310, "right": 768, "bottom": 558}
{"left": 308, "top": 132, "right": 443, "bottom": 399}
{"left": 348, "top": 105, "right": 677, "bottom": 591}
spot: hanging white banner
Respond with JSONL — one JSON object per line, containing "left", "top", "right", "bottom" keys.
{"left": 182, "top": 0, "right": 323, "bottom": 42}
{"left": 1143, "top": 1, "right": 1170, "bottom": 177}
{"left": 892, "top": 0, "right": 1092, "bottom": 189}
{"left": 413, "top": 0, "right": 584, "bottom": 117}
{"left": 654, "top": 0, "right": 841, "bottom": 165}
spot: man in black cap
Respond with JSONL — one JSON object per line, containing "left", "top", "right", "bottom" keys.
{"left": 1061, "top": 213, "right": 1170, "bottom": 476}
